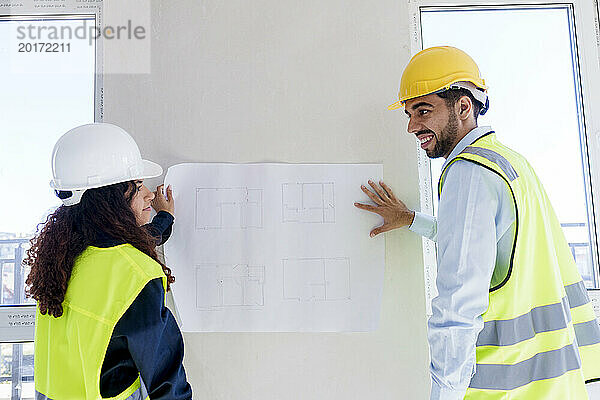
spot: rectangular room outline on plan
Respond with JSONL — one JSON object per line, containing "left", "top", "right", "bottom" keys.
{"left": 196, "top": 264, "right": 266, "bottom": 310}
{"left": 195, "top": 187, "right": 263, "bottom": 230}
{"left": 282, "top": 258, "right": 351, "bottom": 302}
{"left": 282, "top": 182, "right": 335, "bottom": 223}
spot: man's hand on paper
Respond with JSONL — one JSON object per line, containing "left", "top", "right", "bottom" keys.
{"left": 354, "top": 180, "right": 415, "bottom": 237}
{"left": 151, "top": 184, "right": 175, "bottom": 217}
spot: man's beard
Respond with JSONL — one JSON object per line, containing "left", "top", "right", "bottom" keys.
{"left": 427, "top": 111, "right": 459, "bottom": 159}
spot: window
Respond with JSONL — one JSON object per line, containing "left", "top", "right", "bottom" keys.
{"left": 0, "top": 11, "right": 101, "bottom": 399}
{"left": 409, "top": 1, "right": 600, "bottom": 313}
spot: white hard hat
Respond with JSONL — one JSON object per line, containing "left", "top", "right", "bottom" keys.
{"left": 50, "top": 123, "right": 163, "bottom": 206}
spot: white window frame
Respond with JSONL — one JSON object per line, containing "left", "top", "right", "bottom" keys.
{"left": 0, "top": 2, "right": 104, "bottom": 345}
{"left": 407, "top": 0, "right": 600, "bottom": 314}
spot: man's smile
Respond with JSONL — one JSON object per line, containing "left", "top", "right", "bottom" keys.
{"left": 417, "top": 132, "right": 436, "bottom": 150}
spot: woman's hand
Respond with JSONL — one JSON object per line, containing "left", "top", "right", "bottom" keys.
{"left": 151, "top": 184, "right": 174, "bottom": 217}
{"left": 354, "top": 180, "right": 414, "bottom": 237}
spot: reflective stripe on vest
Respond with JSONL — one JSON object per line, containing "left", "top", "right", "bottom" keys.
{"left": 575, "top": 319, "right": 600, "bottom": 347}
{"left": 476, "top": 290, "right": 600, "bottom": 348}
{"left": 469, "top": 341, "right": 582, "bottom": 390}
{"left": 564, "top": 280, "right": 600, "bottom": 347}
{"left": 460, "top": 146, "right": 519, "bottom": 181}
{"left": 476, "top": 297, "right": 571, "bottom": 347}
{"left": 566, "top": 280, "right": 590, "bottom": 308}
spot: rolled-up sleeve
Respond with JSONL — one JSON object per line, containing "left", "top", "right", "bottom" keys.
{"left": 428, "top": 160, "right": 499, "bottom": 400}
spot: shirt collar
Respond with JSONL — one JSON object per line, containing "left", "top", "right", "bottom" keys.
{"left": 441, "top": 126, "right": 493, "bottom": 171}
{"left": 92, "top": 230, "right": 125, "bottom": 248}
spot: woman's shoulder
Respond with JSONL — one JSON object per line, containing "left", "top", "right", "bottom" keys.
{"left": 78, "top": 244, "right": 164, "bottom": 279}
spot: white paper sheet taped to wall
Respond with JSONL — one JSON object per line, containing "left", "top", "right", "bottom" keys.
{"left": 163, "top": 163, "right": 385, "bottom": 332}
{"left": 589, "top": 289, "right": 600, "bottom": 322}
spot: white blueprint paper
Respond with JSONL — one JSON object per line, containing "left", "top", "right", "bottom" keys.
{"left": 164, "top": 163, "right": 384, "bottom": 332}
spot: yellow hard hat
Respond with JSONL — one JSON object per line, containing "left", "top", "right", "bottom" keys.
{"left": 389, "top": 46, "right": 488, "bottom": 111}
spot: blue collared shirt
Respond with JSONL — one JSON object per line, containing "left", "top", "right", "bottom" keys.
{"left": 409, "top": 126, "right": 517, "bottom": 400}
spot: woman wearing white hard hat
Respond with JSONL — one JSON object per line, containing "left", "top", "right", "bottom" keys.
{"left": 24, "top": 123, "right": 192, "bottom": 399}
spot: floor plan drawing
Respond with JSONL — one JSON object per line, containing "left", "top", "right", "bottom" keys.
{"left": 196, "top": 187, "right": 263, "bottom": 230}
{"left": 282, "top": 182, "right": 335, "bottom": 223}
{"left": 164, "top": 162, "right": 384, "bottom": 331}
{"left": 282, "top": 258, "right": 351, "bottom": 301}
{"left": 196, "top": 264, "right": 266, "bottom": 310}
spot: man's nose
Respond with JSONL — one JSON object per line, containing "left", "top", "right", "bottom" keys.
{"left": 407, "top": 117, "right": 420, "bottom": 134}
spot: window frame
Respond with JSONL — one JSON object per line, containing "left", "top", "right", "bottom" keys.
{"left": 0, "top": 5, "right": 104, "bottom": 344}
{"left": 407, "top": 0, "right": 600, "bottom": 315}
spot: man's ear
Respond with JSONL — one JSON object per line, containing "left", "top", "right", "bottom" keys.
{"left": 457, "top": 96, "right": 473, "bottom": 121}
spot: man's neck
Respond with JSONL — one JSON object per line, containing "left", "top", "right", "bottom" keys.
{"left": 444, "top": 123, "right": 479, "bottom": 159}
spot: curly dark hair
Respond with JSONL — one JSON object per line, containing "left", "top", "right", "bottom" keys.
{"left": 24, "top": 181, "right": 175, "bottom": 318}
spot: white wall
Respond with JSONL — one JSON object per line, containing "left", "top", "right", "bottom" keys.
{"left": 104, "top": 1, "right": 430, "bottom": 398}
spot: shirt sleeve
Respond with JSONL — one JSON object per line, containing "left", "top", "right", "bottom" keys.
{"left": 114, "top": 278, "right": 192, "bottom": 399}
{"left": 409, "top": 211, "right": 438, "bottom": 242}
{"left": 428, "top": 160, "right": 500, "bottom": 400}
{"left": 144, "top": 211, "right": 175, "bottom": 246}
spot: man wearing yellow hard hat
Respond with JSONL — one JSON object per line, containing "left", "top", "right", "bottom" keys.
{"left": 355, "top": 46, "right": 600, "bottom": 399}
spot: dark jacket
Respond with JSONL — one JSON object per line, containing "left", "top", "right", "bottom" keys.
{"left": 96, "top": 211, "right": 192, "bottom": 399}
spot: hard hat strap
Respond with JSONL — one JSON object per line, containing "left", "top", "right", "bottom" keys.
{"left": 448, "top": 82, "right": 487, "bottom": 105}
{"left": 54, "top": 189, "right": 86, "bottom": 206}
{"left": 437, "top": 82, "right": 489, "bottom": 115}
{"left": 480, "top": 97, "right": 490, "bottom": 115}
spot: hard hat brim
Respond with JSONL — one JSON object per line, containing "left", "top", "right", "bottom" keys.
{"left": 50, "top": 159, "right": 164, "bottom": 191}
{"left": 140, "top": 159, "right": 164, "bottom": 180}
{"left": 388, "top": 101, "right": 403, "bottom": 110}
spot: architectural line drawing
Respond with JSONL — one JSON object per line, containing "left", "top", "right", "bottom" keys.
{"left": 282, "top": 257, "right": 351, "bottom": 302}
{"left": 195, "top": 187, "right": 263, "bottom": 230}
{"left": 196, "top": 264, "right": 266, "bottom": 310}
{"left": 281, "top": 182, "right": 335, "bottom": 223}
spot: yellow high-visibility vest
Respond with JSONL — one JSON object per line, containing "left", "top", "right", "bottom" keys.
{"left": 439, "top": 131, "right": 600, "bottom": 399}
{"left": 34, "top": 244, "right": 167, "bottom": 400}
